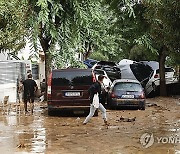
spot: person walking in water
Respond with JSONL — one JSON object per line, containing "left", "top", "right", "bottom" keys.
{"left": 23, "top": 74, "right": 38, "bottom": 114}
{"left": 83, "top": 75, "right": 108, "bottom": 125}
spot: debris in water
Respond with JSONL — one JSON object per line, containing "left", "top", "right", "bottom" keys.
{"left": 17, "top": 143, "right": 25, "bottom": 148}
{"left": 146, "top": 103, "right": 157, "bottom": 107}
{"left": 118, "top": 116, "right": 136, "bottom": 122}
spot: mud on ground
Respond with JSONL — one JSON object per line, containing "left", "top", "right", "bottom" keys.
{"left": 0, "top": 96, "right": 179, "bottom": 154}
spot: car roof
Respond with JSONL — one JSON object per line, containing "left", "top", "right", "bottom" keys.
{"left": 93, "top": 69, "right": 108, "bottom": 76}
{"left": 84, "top": 58, "right": 98, "bottom": 62}
{"left": 52, "top": 68, "right": 92, "bottom": 72}
{"left": 97, "top": 61, "right": 116, "bottom": 66}
{"left": 113, "top": 79, "right": 141, "bottom": 84}
{"left": 93, "top": 68, "right": 106, "bottom": 72}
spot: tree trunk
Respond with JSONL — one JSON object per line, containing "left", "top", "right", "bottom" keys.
{"left": 39, "top": 37, "right": 51, "bottom": 101}
{"left": 159, "top": 46, "right": 167, "bottom": 96}
{"left": 84, "top": 42, "right": 93, "bottom": 60}
{"left": 45, "top": 51, "right": 52, "bottom": 83}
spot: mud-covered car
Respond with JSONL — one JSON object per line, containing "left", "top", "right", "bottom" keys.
{"left": 118, "top": 60, "right": 153, "bottom": 87}
{"left": 140, "top": 61, "right": 178, "bottom": 95}
{"left": 92, "top": 61, "right": 121, "bottom": 81}
{"left": 107, "top": 79, "right": 145, "bottom": 110}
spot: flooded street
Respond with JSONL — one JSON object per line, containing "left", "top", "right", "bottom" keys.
{"left": 0, "top": 97, "right": 179, "bottom": 154}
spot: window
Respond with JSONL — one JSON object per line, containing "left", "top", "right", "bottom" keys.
{"left": 52, "top": 70, "right": 93, "bottom": 86}
{"left": 114, "top": 82, "right": 142, "bottom": 92}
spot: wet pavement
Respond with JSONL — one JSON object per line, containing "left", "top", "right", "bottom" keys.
{"left": 0, "top": 96, "right": 179, "bottom": 154}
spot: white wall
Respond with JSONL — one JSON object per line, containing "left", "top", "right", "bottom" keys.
{"left": 0, "top": 83, "right": 17, "bottom": 103}
{"left": 0, "top": 53, "right": 9, "bottom": 60}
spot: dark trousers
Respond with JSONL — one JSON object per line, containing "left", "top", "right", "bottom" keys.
{"left": 24, "top": 93, "right": 35, "bottom": 112}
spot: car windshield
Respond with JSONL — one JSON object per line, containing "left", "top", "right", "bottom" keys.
{"left": 114, "top": 82, "right": 142, "bottom": 92}
{"left": 52, "top": 71, "right": 93, "bottom": 86}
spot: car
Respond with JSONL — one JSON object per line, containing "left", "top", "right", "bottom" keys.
{"left": 92, "top": 61, "right": 121, "bottom": 81}
{"left": 92, "top": 61, "right": 117, "bottom": 70}
{"left": 140, "top": 61, "right": 178, "bottom": 95}
{"left": 83, "top": 59, "right": 98, "bottom": 68}
{"left": 118, "top": 60, "right": 153, "bottom": 88}
{"left": 107, "top": 79, "right": 146, "bottom": 110}
{"left": 47, "top": 68, "right": 98, "bottom": 115}
{"left": 145, "top": 67, "right": 178, "bottom": 95}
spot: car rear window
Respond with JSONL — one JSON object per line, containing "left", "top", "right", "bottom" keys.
{"left": 114, "top": 82, "right": 142, "bottom": 92}
{"left": 52, "top": 70, "right": 93, "bottom": 86}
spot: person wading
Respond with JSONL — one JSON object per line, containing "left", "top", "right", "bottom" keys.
{"left": 83, "top": 75, "right": 108, "bottom": 125}
{"left": 23, "top": 74, "right": 38, "bottom": 114}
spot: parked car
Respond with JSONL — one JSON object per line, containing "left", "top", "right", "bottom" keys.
{"left": 145, "top": 67, "right": 178, "bottom": 95}
{"left": 92, "top": 61, "right": 121, "bottom": 81}
{"left": 83, "top": 59, "right": 98, "bottom": 68}
{"left": 107, "top": 79, "right": 146, "bottom": 110}
{"left": 139, "top": 61, "right": 178, "bottom": 95}
{"left": 118, "top": 60, "right": 153, "bottom": 88}
{"left": 92, "top": 61, "right": 117, "bottom": 68}
{"left": 47, "top": 68, "right": 97, "bottom": 115}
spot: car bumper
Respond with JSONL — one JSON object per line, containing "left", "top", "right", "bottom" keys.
{"left": 109, "top": 98, "right": 145, "bottom": 107}
{"left": 154, "top": 78, "right": 178, "bottom": 86}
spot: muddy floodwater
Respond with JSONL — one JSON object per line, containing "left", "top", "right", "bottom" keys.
{"left": 0, "top": 97, "right": 179, "bottom": 154}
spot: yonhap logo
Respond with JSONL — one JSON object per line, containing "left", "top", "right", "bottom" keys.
{"left": 156, "top": 136, "right": 180, "bottom": 144}
{"left": 140, "top": 133, "right": 154, "bottom": 148}
{"left": 140, "top": 133, "right": 180, "bottom": 148}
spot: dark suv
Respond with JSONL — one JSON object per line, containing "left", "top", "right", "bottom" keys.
{"left": 47, "top": 68, "right": 95, "bottom": 115}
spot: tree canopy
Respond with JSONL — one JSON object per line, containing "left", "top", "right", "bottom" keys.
{"left": 0, "top": 0, "right": 179, "bottom": 96}
{"left": 0, "top": 0, "right": 28, "bottom": 52}
{"left": 26, "top": 0, "right": 126, "bottom": 68}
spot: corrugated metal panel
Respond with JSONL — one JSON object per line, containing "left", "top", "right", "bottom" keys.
{"left": 0, "top": 61, "right": 26, "bottom": 103}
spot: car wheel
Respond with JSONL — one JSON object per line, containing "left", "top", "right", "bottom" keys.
{"left": 48, "top": 110, "right": 54, "bottom": 116}
{"left": 108, "top": 104, "right": 116, "bottom": 110}
{"left": 139, "top": 103, "right": 145, "bottom": 110}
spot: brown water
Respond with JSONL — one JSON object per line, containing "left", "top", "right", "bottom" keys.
{"left": 0, "top": 97, "right": 179, "bottom": 154}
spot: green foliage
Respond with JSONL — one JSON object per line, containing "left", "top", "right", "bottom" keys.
{"left": 89, "top": 51, "right": 109, "bottom": 61}
{"left": 103, "top": 1, "right": 154, "bottom": 60}
{"left": 0, "top": 0, "right": 28, "bottom": 52}
{"left": 166, "top": 53, "right": 180, "bottom": 66}
{"left": 143, "top": 0, "right": 180, "bottom": 64}
{"left": 2, "top": 0, "right": 179, "bottom": 70}
{"left": 144, "top": 1, "right": 180, "bottom": 48}
{"left": 106, "top": 0, "right": 180, "bottom": 65}
{"left": 27, "top": 0, "right": 126, "bottom": 67}
{"left": 129, "top": 44, "right": 158, "bottom": 61}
